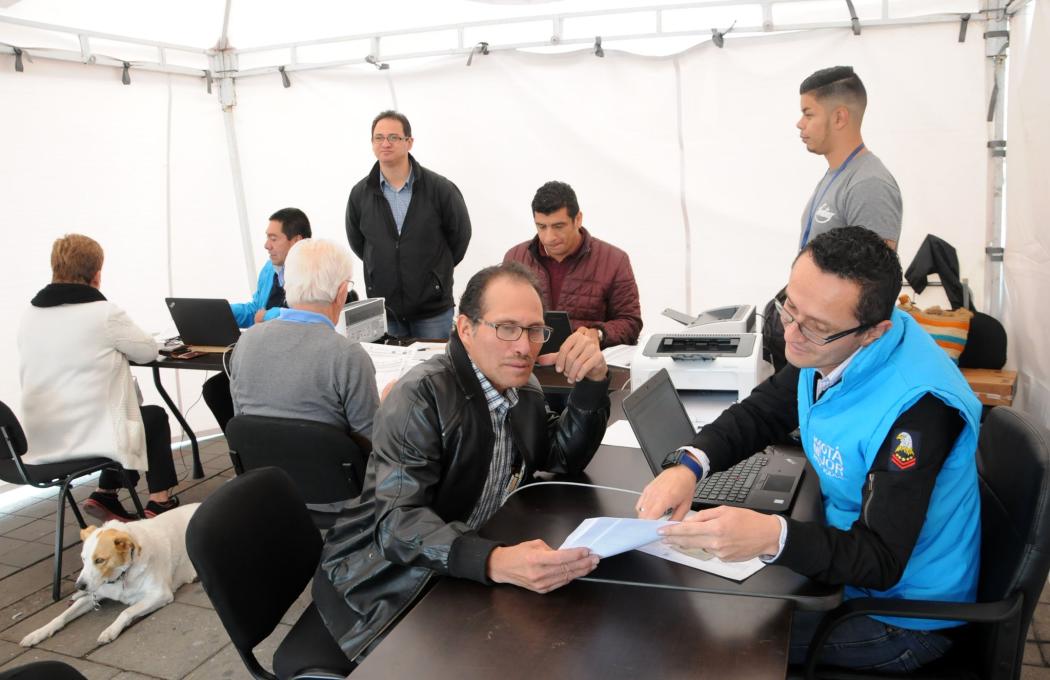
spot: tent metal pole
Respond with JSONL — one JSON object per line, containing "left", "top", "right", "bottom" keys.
{"left": 209, "top": 40, "right": 256, "bottom": 293}
{"left": 983, "top": 0, "right": 1008, "bottom": 319}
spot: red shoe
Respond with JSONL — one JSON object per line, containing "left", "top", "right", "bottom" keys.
{"left": 83, "top": 492, "right": 135, "bottom": 523}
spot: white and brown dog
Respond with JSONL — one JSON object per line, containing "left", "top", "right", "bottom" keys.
{"left": 20, "top": 503, "right": 200, "bottom": 647}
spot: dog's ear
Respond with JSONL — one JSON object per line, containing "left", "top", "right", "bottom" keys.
{"left": 113, "top": 536, "right": 141, "bottom": 556}
{"left": 80, "top": 526, "right": 98, "bottom": 542}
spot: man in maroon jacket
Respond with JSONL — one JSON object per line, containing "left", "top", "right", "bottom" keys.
{"left": 503, "top": 181, "right": 642, "bottom": 347}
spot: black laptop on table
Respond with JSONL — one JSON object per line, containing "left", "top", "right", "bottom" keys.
{"left": 164, "top": 298, "right": 241, "bottom": 349}
{"left": 622, "top": 368, "right": 805, "bottom": 513}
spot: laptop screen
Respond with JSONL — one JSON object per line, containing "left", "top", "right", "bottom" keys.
{"left": 622, "top": 369, "right": 698, "bottom": 477}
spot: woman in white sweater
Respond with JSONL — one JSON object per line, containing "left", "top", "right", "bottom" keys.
{"left": 18, "top": 234, "right": 179, "bottom": 520}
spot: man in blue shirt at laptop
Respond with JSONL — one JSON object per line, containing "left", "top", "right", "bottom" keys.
{"left": 637, "top": 227, "right": 981, "bottom": 673}
{"left": 202, "top": 207, "right": 311, "bottom": 432}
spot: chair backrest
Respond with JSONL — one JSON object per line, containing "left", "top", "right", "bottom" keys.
{"left": 186, "top": 467, "right": 323, "bottom": 656}
{"left": 958, "top": 312, "right": 1007, "bottom": 370}
{"left": 225, "top": 415, "right": 368, "bottom": 505}
{"left": 974, "top": 407, "right": 1050, "bottom": 674}
{"left": 0, "top": 400, "right": 28, "bottom": 458}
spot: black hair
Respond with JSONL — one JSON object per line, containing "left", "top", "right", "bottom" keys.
{"left": 800, "top": 66, "right": 867, "bottom": 114}
{"left": 799, "top": 226, "right": 902, "bottom": 327}
{"left": 371, "top": 110, "right": 412, "bottom": 138}
{"left": 531, "top": 181, "right": 580, "bottom": 219}
{"left": 269, "top": 207, "right": 312, "bottom": 240}
{"left": 459, "top": 262, "right": 543, "bottom": 321}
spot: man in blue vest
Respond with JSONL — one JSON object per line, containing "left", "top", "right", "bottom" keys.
{"left": 637, "top": 226, "right": 981, "bottom": 672}
{"left": 202, "top": 207, "right": 311, "bottom": 432}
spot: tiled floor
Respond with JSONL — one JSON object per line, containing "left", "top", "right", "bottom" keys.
{"left": 0, "top": 438, "right": 310, "bottom": 679}
{"left": 1, "top": 439, "right": 1050, "bottom": 678}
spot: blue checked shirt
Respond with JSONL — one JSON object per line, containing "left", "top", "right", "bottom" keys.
{"left": 465, "top": 360, "right": 521, "bottom": 529}
{"left": 379, "top": 168, "right": 414, "bottom": 235}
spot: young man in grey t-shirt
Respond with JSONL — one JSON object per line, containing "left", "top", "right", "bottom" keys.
{"left": 796, "top": 66, "right": 902, "bottom": 250}
{"left": 764, "top": 66, "right": 902, "bottom": 371}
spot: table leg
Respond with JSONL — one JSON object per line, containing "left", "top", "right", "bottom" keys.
{"left": 152, "top": 366, "right": 204, "bottom": 479}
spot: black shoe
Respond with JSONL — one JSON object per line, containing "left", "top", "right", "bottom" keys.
{"left": 83, "top": 492, "right": 135, "bottom": 523}
{"left": 145, "top": 496, "right": 180, "bottom": 518}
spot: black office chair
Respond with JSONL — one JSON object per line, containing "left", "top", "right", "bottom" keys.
{"left": 186, "top": 467, "right": 354, "bottom": 680}
{"left": 0, "top": 400, "right": 145, "bottom": 601}
{"left": 803, "top": 406, "right": 1050, "bottom": 679}
{"left": 225, "top": 415, "right": 368, "bottom": 529}
{"left": 0, "top": 660, "right": 88, "bottom": 679}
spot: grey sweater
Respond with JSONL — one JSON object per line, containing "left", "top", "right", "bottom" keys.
{"left": 230, "top": 318, "right": 379, "bottom": 439}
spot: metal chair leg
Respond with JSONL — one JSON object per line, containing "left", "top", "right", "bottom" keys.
{"left": 123, "top": 469, "right": 146, "bottom": 519}
{"left": 52, "top": 481, "right": 74, "bottom": 601}
{"left": 65, "top": 487, "right": 87, "bottom": 529}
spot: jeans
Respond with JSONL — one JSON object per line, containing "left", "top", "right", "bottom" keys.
{"left": 790, "top": 610, "right": 954, "bottom": 673}
{"left": 386, "top": 307, "right": 454, "bottom": 340}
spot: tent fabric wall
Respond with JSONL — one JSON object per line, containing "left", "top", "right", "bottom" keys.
{"left": 1005, "top": 1, "right": 1050, "bottom": 422}
{"left": 0, "top": 18, "right": 994, "bottom": 437}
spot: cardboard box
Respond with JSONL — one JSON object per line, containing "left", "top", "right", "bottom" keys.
{"left": 960, "top": 368, "right": 1017, "bottom": 407}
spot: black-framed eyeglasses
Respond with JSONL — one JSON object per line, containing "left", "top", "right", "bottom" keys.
{"left": 475, "top": 319, "right": 552, "bottom": 344}
{"left": 372, "top": 134, "right": 408, "bottom": 144}
{"left": 773, "top": 298, "right": 870, "bottom": 346}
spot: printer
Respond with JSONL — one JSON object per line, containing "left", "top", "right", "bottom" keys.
{"left": 630, "top": 304, "right": 772, "bottom": 402}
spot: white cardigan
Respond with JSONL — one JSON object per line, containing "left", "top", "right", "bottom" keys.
{"left": 18, "top": 300, "right": 157, "bottom": 471}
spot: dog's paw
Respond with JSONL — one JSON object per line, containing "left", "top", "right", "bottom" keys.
{"left": 96, "top": 625, "right": 122, "bottom": 645}
{"left": 20, "top": 628, "right": 51, "bottom": 647}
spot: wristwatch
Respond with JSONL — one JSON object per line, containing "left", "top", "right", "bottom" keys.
{"left": 662, "top": 447, "right": 706, "bottom": 481}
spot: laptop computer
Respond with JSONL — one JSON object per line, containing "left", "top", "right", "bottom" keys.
{"left": 540, "top": 311, "right": 572, "bottom": 356}
{"left": 164, "top": 298, "right": 241, "bottom": 349}
{"left": 622, "top": 368, "right": 805, "bottom": 513}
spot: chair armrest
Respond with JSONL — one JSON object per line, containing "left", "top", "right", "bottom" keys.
{"left": 803, "top": 593, "right": 1022, "bottom": 678}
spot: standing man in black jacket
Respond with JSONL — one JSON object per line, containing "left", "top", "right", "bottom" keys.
{"left": 346, "top": 110, "right": 472, "bottom": 339}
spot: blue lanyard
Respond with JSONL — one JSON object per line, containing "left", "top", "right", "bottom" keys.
{"left": 799, "top": 143, "right": 866, "bottom": 250}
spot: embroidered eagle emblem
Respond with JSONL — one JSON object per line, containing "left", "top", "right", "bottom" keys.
{"left": 891, "top": 432, "right": 917, "bottom": 470}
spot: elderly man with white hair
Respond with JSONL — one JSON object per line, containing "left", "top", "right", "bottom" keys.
{"left": 230, "top": 238, "right": 379, "bottom": 446}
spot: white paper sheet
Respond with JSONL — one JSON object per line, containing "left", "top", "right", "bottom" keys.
{"left": 602, "top": 344, "right": 637, "bottom": 368}
{"left": 559, "top": 513, "right": 767, "bottom": 581}
{"left": 559, "top": 517, "right": 673, "bottom": 557}
{"left": 601, "top": 420, "right": 640, "bottom": 449}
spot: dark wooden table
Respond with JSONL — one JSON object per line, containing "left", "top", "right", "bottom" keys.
{"left": 352, "top": 391, "right": 839, "bottom": 679}
{"left": 135, "top": 353, "right": 226, "bottom": 479}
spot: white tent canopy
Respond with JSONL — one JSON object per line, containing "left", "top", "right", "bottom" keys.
{"left": 1, "top": 0, "right": 1046, "bottom": 435}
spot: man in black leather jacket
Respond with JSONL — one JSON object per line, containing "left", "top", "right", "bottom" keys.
{"left": 313, "top": 262, "right": 611, "bottom": 663}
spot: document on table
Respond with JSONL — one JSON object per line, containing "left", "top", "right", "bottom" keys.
{"left": 601, "top": 420, "right": 640, "bottom": 448}
{"left": 360, "top": 342, "right": 442, "bottom": 390}
{"left": 602, "top": 344, "right": 636, "bottom": 368}
{"left": 559, "top": 515, "right": 766, "bottom": 582}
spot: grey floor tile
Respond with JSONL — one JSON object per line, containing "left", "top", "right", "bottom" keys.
{"left": 86, "top": 602, "right": 230, "bottom": 680}
{"left": 172, "top": 581, "right": 211, "bottom": 610}
{"left": 1023, "top": 666, "right": 1050, "bottom": 679}
{"left": 0, "top": 584, "right": 77, "bottom": 635}
{"left": 1041, "top": 579, "right": 1050, "bottom": 605}
{"left": 0, "top": 640, "right": 23, "bottom": 667}
{"left": 1026, "top": 642, "right": 1044, "bottom": 666}
{"left": 7, "top": 517, "right": 75, "bottom": 543}
{"left": 112, "top": 673, "right": 164, "bottom": 680}
{"left": 176, "top": 477, "right": 229, "bottom": 505}
{"left": 182, "top": 623, "right": 291, "bottom": 680}
{"left": 3, "top": 597, "right": 141, "bottom": 658}
{"left": 0, "top": 565, "right": 16, "bottom": 579}
{"left": 0, "top": 648, "right": 121, "bottom": 679}
{"left": 0, "top": 539, "right": 55, "bottom": 569}
{"left": 0, "top": 545, "right": 80, "bottom": 609}
{"left": 1032, "top": 605, "right": 1050, "bottom": 642}
{"left": 0, "top": 514, "right": 37, "bottom": 534}
{"left": 10, "top": 499, "right": 62, "bottom": 520}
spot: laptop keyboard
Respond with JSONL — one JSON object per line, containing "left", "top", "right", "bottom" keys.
{"left": 694, "top": 452, "right": 770, "bottom": 504}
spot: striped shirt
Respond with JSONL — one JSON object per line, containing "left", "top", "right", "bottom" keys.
{"left": 379, "top": 168, "right": 414, "bottom": 235}
{"left": 465, "top": 361, "right": 521, "bottom": 529}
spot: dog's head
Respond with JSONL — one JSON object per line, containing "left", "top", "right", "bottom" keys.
{"left": 76, "top": 526, "right": 140, "bottom": 592}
